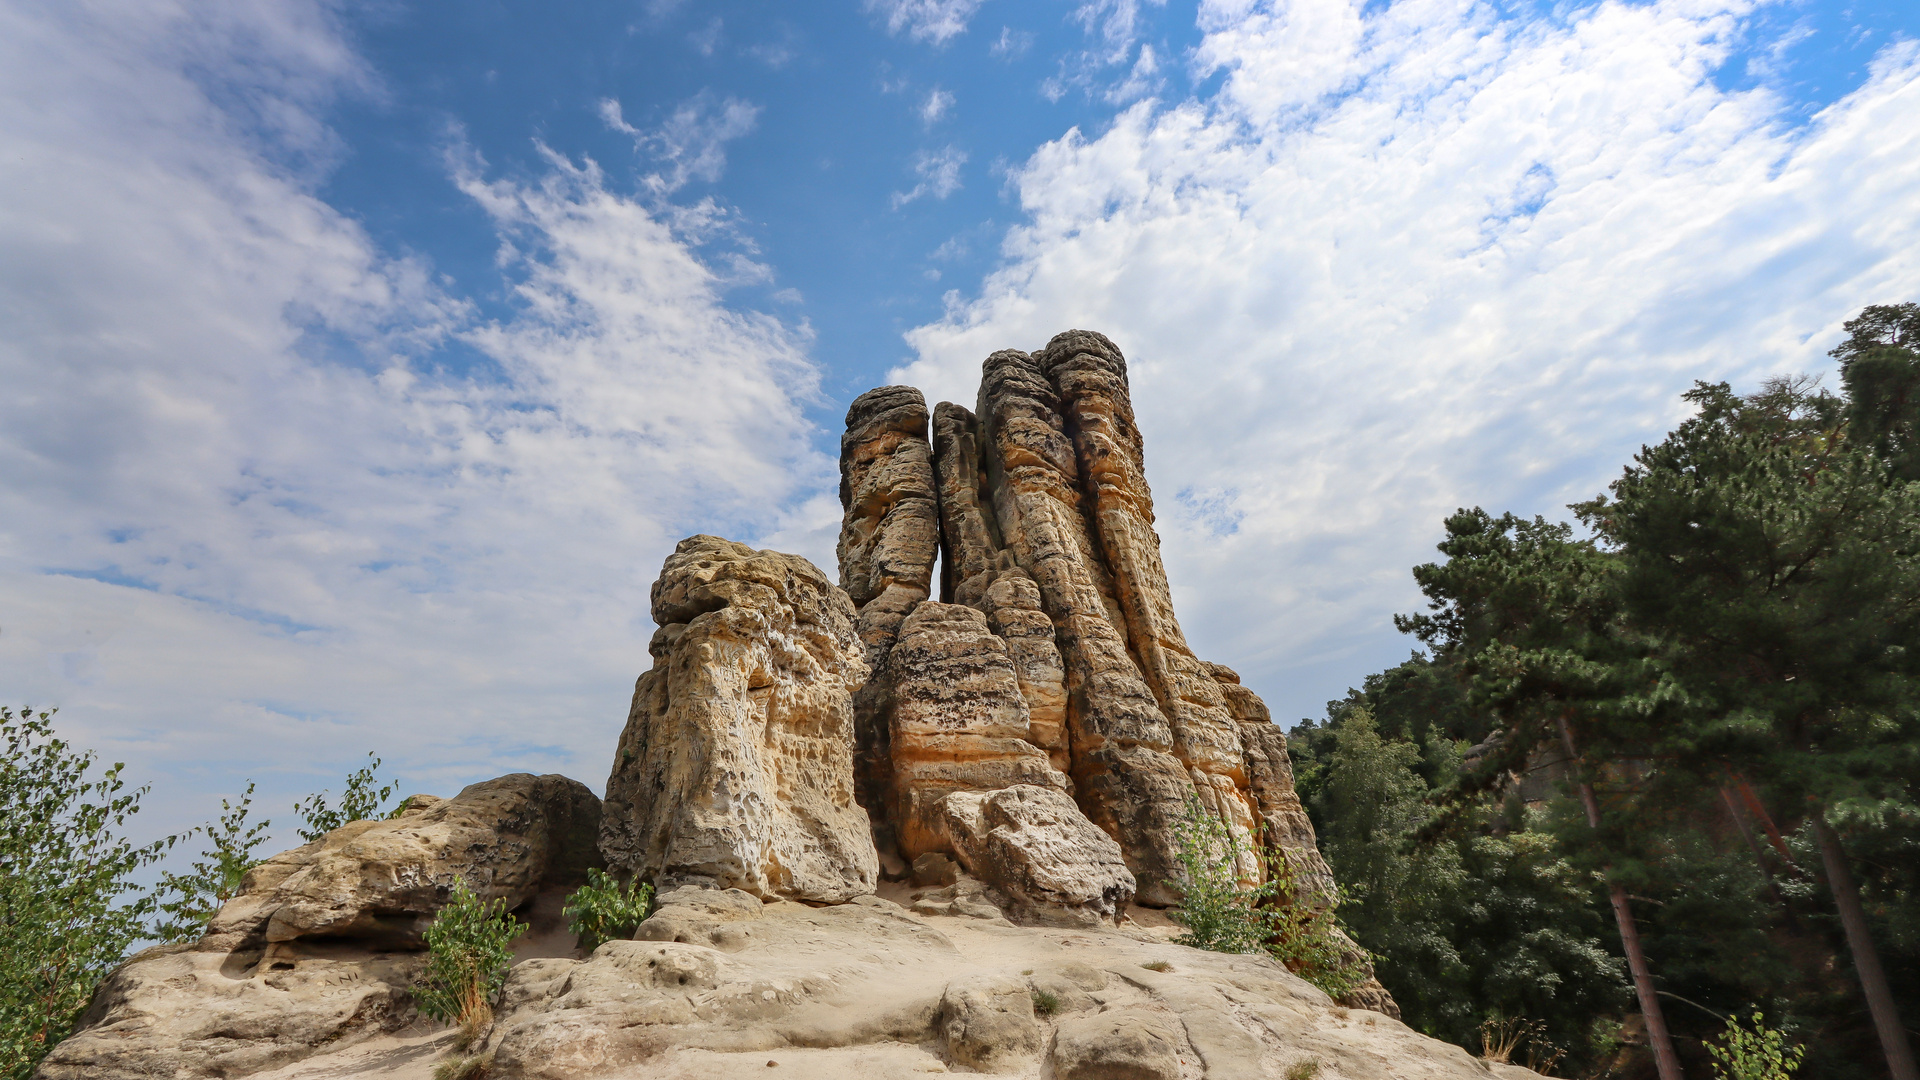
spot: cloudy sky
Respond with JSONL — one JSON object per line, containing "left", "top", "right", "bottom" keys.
{"left": 3, "top": 0, "right": 1917, "bottom": 849}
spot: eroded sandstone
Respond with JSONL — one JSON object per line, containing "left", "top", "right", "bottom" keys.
{"left": 601, "top": 535, "right": 878, "bottom": 903}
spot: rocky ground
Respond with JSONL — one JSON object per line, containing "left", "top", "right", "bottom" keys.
{"left": 229, "top": 883, "right": 1545, "bottom": 1080}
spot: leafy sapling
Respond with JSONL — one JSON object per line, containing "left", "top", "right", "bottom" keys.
{"left": 419, "top": 884, "right": 522, "bottom": 1049}
{"left": 154, "top": 781, "right": 272, "bottom": 943}
{"left": 563, "top": 869, "right": 655, "bottom": 952}
{"left": 294, "top": 751, "right": 401, "bottom": 841}
{"left": 1707, "top": 1010, "right": 1806, "bottom": 1080}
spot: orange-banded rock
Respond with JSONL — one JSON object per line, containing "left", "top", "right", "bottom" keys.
{"left": 1207, "top": 663, "right": 1335, "bottom": 906}
{"left": 931, "top": 402, "right": 1070, "bottom": 773}
{"left": 602, "top": 535, "right": 879, "bottom": 903}
{"left": 973, "top": 347, "right": 1192, "bottom": 902}
{"left": 886, "top": 602, "right": 1067, "bottom": 859}
{"left": 837, "top": 386, "right": 941, "bottom": 856}
{"left": 1037, "top": 329, "right": 1260, "bottom": 880}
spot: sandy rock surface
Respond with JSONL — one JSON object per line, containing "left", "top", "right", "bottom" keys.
{"left": 601, "top": 535, "right": 879, "bottom": 904}
{"left": 226, "top": 885, "right": 1541, "bottom": 1080}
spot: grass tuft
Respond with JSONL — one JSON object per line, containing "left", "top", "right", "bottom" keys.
{"left": 1030, "top": 988, "right": 1061, "bottom": 1017}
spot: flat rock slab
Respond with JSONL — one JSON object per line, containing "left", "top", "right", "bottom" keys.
{"left": 244, "top": 888, "right": 1535, "bottom": 1080}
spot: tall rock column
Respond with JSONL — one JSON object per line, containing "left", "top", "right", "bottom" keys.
{"left": 1038, "top": 330, "right": 1260, "bottom": 878}
{"left": 601, "top": 536, "right": 878, "bottom": 903}
{"left": 932, "top": 402, "right": 1071, "bottom": 774}
{"left": 837, "top": 386, "right": 941, "bottom": 852}
{"left": 974, "top": 348, "right": 1193, "bottom": 903}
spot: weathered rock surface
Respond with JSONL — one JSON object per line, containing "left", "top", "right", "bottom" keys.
{"left": 836, "top": 387, "right": 941, "bottom": 855}
{"left": 602, "top": 536, "right": 878, "bottom": 904}
{"left": 173, "top": 884, "right": 1540, "bottom": 1080}
{"left": 37, "top": 774, "right": 600, "bottom": 1080}
{"left": 937, "top": 784, "right": 1135, "bottom": 926}
{"left": 886, "top": 602, "right": 1066, "bottom": 858}
{"left": 203, "top": 774, "right": 601, "bottom": 953}
{"left": 973, "top": 347, "right": 1196, "bottom": 902}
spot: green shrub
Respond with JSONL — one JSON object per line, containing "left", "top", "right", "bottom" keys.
{"left": 0, "top": 706, "right": 179, "bottom": 1080}
{"left": 294, "top": 752, "right": 402, "bottom": 841}
{"left": 1168, "top": 795, "right": 1368, "bottom": 1000}
{"left": 562, "top": 869, "right": 655, "bottom": 952}
{"left": 418, "top": 884, "right": 521, "bottom": 1047}
{"left": 1169, "top": 793, "right": 1274, "bottom": 954}
{"left": 153, "top": 782, "right": 271, "bottom": 944}
{"left": 1707, "top": 1010, "right": 1806, "bottom": 1080}
{"left": 1030, "top": 988, "right": 1061, "bottom": 1016}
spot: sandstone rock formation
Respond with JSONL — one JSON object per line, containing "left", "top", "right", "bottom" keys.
{"left": 36, "top": 773, "right": 600, "bottom": 1080}
{"left": 98, "top": 883, "right": 1541, "bottom": 1080}
{"left": 937, "top": 784, "right": 1135, "bottom": 927}
{"left": 601, "top": 535, "right": 878, "bottom": 903}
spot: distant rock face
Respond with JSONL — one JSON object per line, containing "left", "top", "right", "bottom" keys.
{"left": 601, "top": 534, "right": 879, "bottom": 904}
{"left": 36, "top": 774, "right": 601, "bottom": 1080}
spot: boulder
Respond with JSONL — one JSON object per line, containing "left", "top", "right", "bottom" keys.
{"left": 204, "top": 773, "right": 601, "bottom": 952}
{"left": 37, "top": 774, "right": 600, "bottom": 1080}
{"left": 937, "top": 784, "right": 1135, "bottom": 926}
{"left": 939, "top": 974, "right": 1042, "bottom": 1071}
{"left": 601, "top": 536, "right": 878, "bottom": 904}
{"left": 1048, "top": 1007, "right": 1186, "bottom": 1080}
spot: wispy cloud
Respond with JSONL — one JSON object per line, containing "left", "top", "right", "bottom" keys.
{"left": 865, "top": 0, "right": 983, "bottom": 46}
{"left": 991, "top": 26, "right": 1035, "bottom": 59}
{"left": 1043, "top": 0, "right": 1168, "bottom": 102}
{"left": 897, "top": 0, "right": 1920, "bottom": 722}
{"left": 893, "top": 145, "right": 968, "bottom": 207}
{"left": 920, "top": 87, "right": 955, "bottom": 125}
{"left": 600, "top": 92, "right": 760, "bottom": 196}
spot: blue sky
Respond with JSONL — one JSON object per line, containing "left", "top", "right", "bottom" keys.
{"left": 3, "top": 0, "right": 1918, "bottom": 848}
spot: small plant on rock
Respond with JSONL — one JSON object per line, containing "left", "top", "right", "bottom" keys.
{"left": 418, "top": 884, "right": 521, "bottom": 1049}
{"left": 1169, "top": 794, "right": 1274, "bottom": 953}
{"left": 153, "top": 781, "right": 272, "bottom": 943}
{"left": 1283, "top": 1056, "right": 1322, "bottom": 1080}
{"left": 1169, "top": 795, "right": 1369, "bottom": 1000}
{"left": 293, "top": 752, "right": 402, "bottom": 842}
{"left": 1030, "top": 988, "right": 1061, "bottom": 1016}
{"left": 1706, "top": 1010, "right": 1806, "bottom": 1080}
{"left": 562, "top": 869, "right": 655, "bottom": 952}
{"left": 1140, "top": 960, "right": 1173, "bottom": 972}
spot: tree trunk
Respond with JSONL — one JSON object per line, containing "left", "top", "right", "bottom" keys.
{"left": 1813, "top": 814, "right": 1919, "bottom": 1080}
{"left": 1556, "top": 714, "right": 1685, "bottom": 1080}
{"left": 1717, "top": 785, "right": 1797, "bottom": 926}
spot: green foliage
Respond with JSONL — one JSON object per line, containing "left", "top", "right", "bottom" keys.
{"left": 0, "top": 706, "right": 177, "bottom": 1080}
{"left": 1300, "top": 706, "right": 1623, "bottom": 1067}
{"left": 562, "top": 869, "right": 655, "bottom": 952}
{"left": 1833, "top": 302, "right": 1920, "bottom": 483}
{"left": 153, "top": 782, "right": 272, "bottom": 944}
{"left": 294, "top": 752, "right": 401, "bottom": 842}
{"left": 1169, "top": 793, "right": 1273, "bottom": 955}
{"left": 1030, "top": 988, "right": 1060, "bottom": 1016}
{"left": 1168, "top": 794, "right": 1368, "bottom": 999}
{"left": 418, "top": 884, "right": 521, "bottom": 1043}
{"left": 1707, "top": 1010, "right": 1806, "bottom": 1080}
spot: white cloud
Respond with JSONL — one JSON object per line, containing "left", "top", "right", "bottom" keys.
{"left": 895, "top": 0, "right": 1920, "bottom": 723}
{"left": 991, "top": 26, "right": 1035, "bottom": 59}
{"left": 602, "top": 92, "right": 761, "bottom": 196}
{"left": 893, "top": 145, "right": 969, "bottom": 207}
{"left": 1044, "top": 0, "right": 1169, "bottom": 101}
{"left": 866, "top": 0, "right": 984, "bottom": 46}
{"left": 921, "top": 87, "right": 956, "bottom": 125}
{"left": 0, "top": 0, "right": 825, "bottom": 842}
